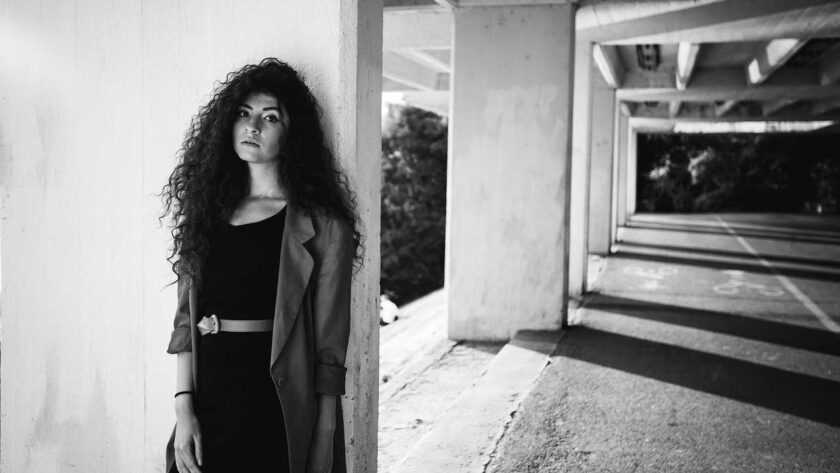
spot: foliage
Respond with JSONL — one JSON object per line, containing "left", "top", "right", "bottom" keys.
{"left": 381, "top": 105, "right": 448, "bottom": 305}
{"left": 638, "top": 133, "right": 840, "bottom": 213}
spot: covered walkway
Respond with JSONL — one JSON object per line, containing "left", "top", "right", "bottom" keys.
{"left": 486, "top": 213, "right": 840, "bottom": 472}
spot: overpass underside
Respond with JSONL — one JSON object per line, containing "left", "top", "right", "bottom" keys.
{"left": 383, "top": 0, "right": 840, "bottom": 340}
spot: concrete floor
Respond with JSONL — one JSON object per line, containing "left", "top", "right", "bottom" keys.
{"left": 486, "top": 213, "right": 840, "bottom": 473}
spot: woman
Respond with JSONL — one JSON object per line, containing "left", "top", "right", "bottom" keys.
{"left": 159, "top": 58, "right": 362, "bottom": 473}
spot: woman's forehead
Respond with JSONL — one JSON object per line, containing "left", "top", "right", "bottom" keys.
{"left": 241, "top": 91, "right": 280, "bottom": 108}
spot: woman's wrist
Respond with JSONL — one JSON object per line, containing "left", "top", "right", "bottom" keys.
{"left": 174, "top": 393, "right": 195, "bottom": 418}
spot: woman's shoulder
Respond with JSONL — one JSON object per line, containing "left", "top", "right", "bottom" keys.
{"left": 307, "top": 209, "right": 353, "bottom": 244}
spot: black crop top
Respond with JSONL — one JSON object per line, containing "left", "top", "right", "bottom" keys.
{"left": 199, "top": 207, "right": 287, "bottom": 320}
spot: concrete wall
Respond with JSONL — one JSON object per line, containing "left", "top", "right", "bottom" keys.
{"left": 0, "top": 1, "right": 382, "bottom": 471}
{"left": 568, "top": 40, "right": 594, "bottom": 302}
{"left": 446, "top": 5, "right": 575, "bottom": 340}
{"left": 588, "top": 75, "right": 616, "bottom": 255}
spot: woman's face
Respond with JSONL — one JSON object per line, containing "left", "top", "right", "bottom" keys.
{"left": 232, "top": 92, "right": 289, "bottom": 163}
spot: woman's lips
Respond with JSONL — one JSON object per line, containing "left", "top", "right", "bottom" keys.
{"left": 241, "top": 141, "right": 260, "bottom": 147}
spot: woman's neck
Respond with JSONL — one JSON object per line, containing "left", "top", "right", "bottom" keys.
{"left": 246, "top": 161, "right": 285, "bottom": 200}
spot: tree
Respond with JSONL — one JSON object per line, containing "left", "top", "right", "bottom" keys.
{"left": 381, "top": 105, "right": 448, "bottom": 305}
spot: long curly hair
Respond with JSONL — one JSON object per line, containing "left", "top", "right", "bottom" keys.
{"left": 158, "top": 58, "right": 363, "bottom": 286}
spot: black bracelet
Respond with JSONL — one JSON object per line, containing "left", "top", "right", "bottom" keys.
{"left": 174, "top": 390, "right": 194, "bottom": 398}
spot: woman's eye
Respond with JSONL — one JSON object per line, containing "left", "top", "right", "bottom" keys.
{"left": 265, "top": 115, "right": 279, "bottom": 123}
{"left": 237, "top": 110, "right": 249, "bottom": 118}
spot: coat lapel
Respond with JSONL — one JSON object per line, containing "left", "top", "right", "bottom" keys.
{"left": 270, "top": 204, "right": 315, "bottom": 372}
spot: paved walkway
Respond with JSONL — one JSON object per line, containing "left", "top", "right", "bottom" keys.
{"left": 487, "top": 213, "right": 840, "bottom": 473}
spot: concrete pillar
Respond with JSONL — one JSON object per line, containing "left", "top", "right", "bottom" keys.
{"left": 0, "top": 1, "right": 382, "bottom": 472}
{"left": 614, "top": 111, "right": 630, "bottom": 235}
{"left": 568, "top": 40, "right": 594, "bottom": 303}
{"left": 627, "top": 125, "right": 639, "bottom": 217}
{"left": 446, "top": 4, "right": 575, "bottom": 340}
{"left": 588, "top": 76, "right": 616, "bottom": 255}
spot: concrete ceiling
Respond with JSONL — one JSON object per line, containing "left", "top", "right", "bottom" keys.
{"left": 382, "top": 0, "right": 840, "bottom": 121}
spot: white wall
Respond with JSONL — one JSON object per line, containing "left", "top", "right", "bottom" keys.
{"left": 0, "top": 1, "right": 381, "bottom": 471}
{"left": 446, "top": 5, "right": 575, "bottom": 340}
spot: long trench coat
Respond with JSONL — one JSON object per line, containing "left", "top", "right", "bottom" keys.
{"left": 165, "top": 203, "right": 354, "bottom": 473}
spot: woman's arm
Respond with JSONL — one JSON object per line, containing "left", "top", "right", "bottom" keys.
{"left": 168, "top": 276, "right": 204, "bottom": 472}
{"left": 307, "top": 219, "right": 354, "bottom": 473}
{"left": 175, "top": 352, "right": 195, "bottom": 407}
{"left": 308, "top": 394, "right": 338, "bottom": 473}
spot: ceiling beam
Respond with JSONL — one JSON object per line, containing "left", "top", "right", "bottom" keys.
{"left": 384, "top": 10, "right": 452, "bottom": 50}
{"left": 762, "top": 99, "right": 799, "bottom": 116}
{"left": 383, "top": 51, "right": 446, "bottom": 91}
{"left": 670, "top": 42, "right": 700, "bottom": 120}
{"left": 592, "top": 44, "right": 625, "bottom": 88}
{"left": 715, "top": 100, "right": 738, "bottom": 117}
{"left": 668, "top": 101, "right": 681, "bottom": 118}
{"left": 457, "top": 0, "right": 566, "bottom": 5}
{"left": 623, "top": 67, "right": 819, "bottom": 91}
{"left": 676, "top": 42, "right": 700, "bottom": 90}
{"left": 432, "top": 0, "right": 457, "bottom": 8}
{"left": 747, "top": 39, "right": 807, "bottom": 85}
{"left": 401, "top": 48, "right": 451, "bottom": 73}
{"left": 384, "top": 0, "right": 443, "bottom": 10}
{"left": 630, "top": 109, "right": 840, "bottom": 122}
{"left": 579, "top": 0, "right": 840, "bottom": 44}
{"left": 617, "top": 84, "right": 840, "bottom": 102}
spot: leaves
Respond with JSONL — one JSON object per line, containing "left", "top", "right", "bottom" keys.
{"left": 638, "top": 133, "right": 840, "bottom": 213}
{"left": 381, "top": 106, "right": 448, "bottom": 305}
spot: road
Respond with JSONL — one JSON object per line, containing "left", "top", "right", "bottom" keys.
{"left": 487, "top": 213, "right": 840, "bottom": 473}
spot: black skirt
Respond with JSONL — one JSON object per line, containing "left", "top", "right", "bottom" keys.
{"left": 195, "top": 331, "right": 289, "bottom": 472}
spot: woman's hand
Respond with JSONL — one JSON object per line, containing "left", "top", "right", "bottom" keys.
{"left": 174, "top": 396, "right": 204, "bottom": 473}
{"left": 307, "top": 395, "right": 337, "bottom": 473}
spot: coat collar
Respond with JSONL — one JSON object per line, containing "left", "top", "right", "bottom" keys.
{"left": 270, "top": 203, "right": 315, "bottom": 374}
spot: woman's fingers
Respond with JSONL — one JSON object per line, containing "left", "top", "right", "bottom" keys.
{"left": 175, "top": 440, "right": 202, "bottom": 473}
{"left": 193, "top": 434, "right": 204, "bottom": 467}
{"left": 180, "top": 447, "right": 203, "bottom": 473}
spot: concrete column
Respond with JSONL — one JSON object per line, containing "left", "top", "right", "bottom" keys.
{"left": 568, "top": 40, "right": 594, "bottom": 303}
{"left": 588, "top": 76, "right": 616, "bottom": 255}
{"left": 446, "top": 4, "right": 575, "bottom": 340}
{"left": 627, "top": 125, "right": 639, "bottom": 217}
{"left": 0, "top": 1, "right": 382, "bottom": 472}
{"left": 614, "top": 111, "right": 630, "bottom": 235}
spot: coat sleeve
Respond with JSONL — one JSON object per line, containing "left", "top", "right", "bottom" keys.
{"left": 312, "top": 219, "right": 354, "bottom": 395}
{"left": 166, "top": 275, "right": 193, "bottom": 354}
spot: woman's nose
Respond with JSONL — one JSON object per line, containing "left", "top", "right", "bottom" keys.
{"left": 245, "top": 118, "right": 260, "bottom": 134}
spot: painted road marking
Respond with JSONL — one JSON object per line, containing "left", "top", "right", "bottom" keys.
{"left": 623, "top": 266, "right": 678, "bottom": 291}
{"left": 716, "top": 216, "right": 840, "bottom": 334}
{"left": 623, "top": 266, "right": 678, "bottom": 280}
{"left": 713, "top": 269, "right": 784, "bottom": 297}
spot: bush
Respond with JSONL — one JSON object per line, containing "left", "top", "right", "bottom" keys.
{"left": 380, "top": 106, "right": 448, "bottom": 305}
{"left": 638, "top": 133, "right": 840, "bottom": 213}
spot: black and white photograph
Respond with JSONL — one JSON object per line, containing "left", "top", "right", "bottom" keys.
{"left": 1, "top": 1, "right": 839, "bottom": 472}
